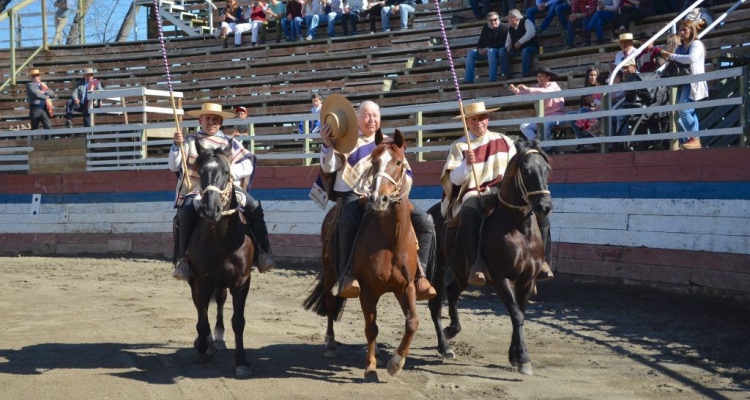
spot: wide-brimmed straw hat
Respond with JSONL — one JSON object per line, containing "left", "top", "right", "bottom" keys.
{"left": 28, "top": 69, "right": 41, "bottom": 76}
{"left": 453, "top": 101, "right": 501, "bottom": 119}
{"left": 186, "top": 103, "right": 236, "bottom": 119}
{"left": 619, "top": 33, "right": 635, "bottom": 41}
{"left": 320, "top": 94, "right": 358, "bottom": 153}
{"left": 535, "top": 67, "right": 559, "bottom": 79}
{"left": 83, "top": 68, "right": 95, "bottom": 75}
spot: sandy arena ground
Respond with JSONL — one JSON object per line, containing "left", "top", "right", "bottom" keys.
{"left": 0, "top": 256, "right": 748, "bottom": 399}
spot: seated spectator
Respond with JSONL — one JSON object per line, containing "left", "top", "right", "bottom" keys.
{"left": 464, "top": 12, "right": 508, "bottom": 83}
{"left": 236, "top": 1, "right": 268, "bottom": 46}
{"left": 265, "top": 0, "right": 287, "bottom": 43}
{"left": 304, "top": 0, "right": 328, "bottom": 41}
{"left": 381, "top": 0, "right": 416, "bottom": 32}
{"left": 587, "top": 0, "right": 619, "bottom": 45}
{"left": 326, "top": 0, "right": 345, "bottom": 37}
{"left": 508, "top": 67, "right": 566, "bottom": 145}
{"left": 568, "top": 66, "right": 602, "bottom": 140}
{"left": 342, "top": 0, "right": 364, "bottom": 35}
{"left": 527, "top": 0, "right": 567, "bottom": 34}
{"left": 611, "top": 0, "right": 645, "bottom": 35}
{"left": 615, "top": 58, "right": 638, "bottom": 136}
{"left": 360, "top": 0, "right": 385, "bottom": 34}
{"left": 65, "top": 68, "right": 103, "bottom": 128}
{"left": 283, "top": 0, "right": 304, "bottom": 42}
{"left": 231, "top": 106, "right": 249, "bottom": 137}
{"left": 214, "top": 0, "right": 246, "bottom": 47}
{"left": 498, "top": 9, "right": 539, "bottom": 79}
{"left": 564, "top": 0, "right": 596, "bottom": 49}
{"left": 299, "top": 94, "right": 322, "bottom": 134}
{"left": 612, "top": 32, "right": 637, "bottom": 71}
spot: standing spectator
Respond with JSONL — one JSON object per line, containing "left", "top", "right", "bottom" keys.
{"left": 231, "top": 106, "right": 249, "bottom": 137}
{"left": 360, "top": 0, "right": 386, "bottom": 34}
{"left": 508, "top": 67, "right": 565, "bottom": 144}
{"left": 326, "top": 0, "right": 345, "bottom": 37}
{"left": 564, "top": 0, "right": 596, "bottom": 49}
{"left": 304, "top": 0, "right": 328, "bottom": 41}
{"left": 464, "top": 12, "right": 508, "bottom": 83}
{"left": 527, "top": 0, "right": 567, "bottom": 34}
{"left": 342, "top": 0, "right": 364, "bottom": 35}
{"left": 660, "top": 19, "right": 707, "bottom": 149}
{"left": 65, "top": 68, "right": 102, "bottom": 128}
{"left": 26, "top": 69, "right": 55, "bottom": 131}
{"left": 381, "top": 0, "right": 416, "bottom": 32}
{"left": 284, "top": 0, "right": 304, "bottom": 41}
{"left": 265, "top": 0, "right": 287, "bottom": 43}
{"left": 299, "top": 94, "right": 322, "bottom": 134}
{"left": 498, "top": 9, "right": 539, "bottom": 79}
{"left": 52, "top": 0, "right": 70, "bottom": 46}
{"left": 612, "top": 32, "right": 637, "bottom": 71}
{"left": 214, "top": 0, "right": 245, "bottom": 47}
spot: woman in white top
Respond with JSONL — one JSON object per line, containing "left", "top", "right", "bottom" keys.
{"left": 661, "top": 19, "right": 708, "bottom": 149}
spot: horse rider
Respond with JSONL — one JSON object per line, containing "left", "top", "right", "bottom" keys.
{"left": 316, "top": 97, "right": 436, "bottom": 300}
{"left": 168, "top": 102, "right": 276, "bottom": 281}
{"left": 440, "top": 101, "right": 554, "bottom": 286}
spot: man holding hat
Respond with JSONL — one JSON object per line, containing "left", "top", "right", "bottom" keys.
{"left": 65, "top": 68, "right": 103, "bottom": 128}
{"left": 315, "top": 95, "right": 436, "bottom": 300}
{"left": 26, "top": 69, "right": 56, "bottom": 131}
{"left": 231, "top": 106, "right": 249, "bottom": 137}
{"left": 440, "top": 102, "right": 517, "bottom": 286}
{"left": 509, "top": 67, "right": 565, "bottom": 145}
{"left": 169, "top": 103, "right": 276, "bottom": 281}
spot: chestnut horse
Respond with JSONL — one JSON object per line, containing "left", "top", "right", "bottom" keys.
{"left": 427, "top": 138, "right": 552, "bottom": 375}
{"left": 186, "top": 142, "right": 255, "bottom": 377}
{"left": 304, "top": 129, "right": 420, "bottom": 382}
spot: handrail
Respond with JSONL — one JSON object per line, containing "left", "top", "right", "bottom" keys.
{"left": 0, "top": 0, "right": 47, "bottom": 91}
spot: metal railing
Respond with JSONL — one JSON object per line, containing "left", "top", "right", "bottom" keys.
{"left": 0, "top": 0, "right": 47, "bottom": 91}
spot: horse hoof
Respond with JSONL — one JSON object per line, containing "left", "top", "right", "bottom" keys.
{"left": 444, "top": 326, "right": 460, "bottom": 340}
{"left": 387, "top": 354, "right": 405, "bottom": 377}
{"left": 518, "top": 362, "right": 534, "bottom": 375}
{"left": 236, "top": 365, "right": 253, "bottom": 377}
{"left": 441, "top": 349, "right": 456, "bottom": 360}
{"left": 323, "top": 348, "right": 337, "bottom": 358}
{"left": 364, "top": 369, "right": 380, "bottom": 383}
{"left": 214, "top": 340, "right": 227, "bottom": 351}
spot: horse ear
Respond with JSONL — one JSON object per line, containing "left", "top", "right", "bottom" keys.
{"left": 223, "top": 139, "right": 233, "bottom": 155}
{"left": 375, "top": 129, "right": 384, "bottom": 145}
{"left": 393, "top": 129, "right": 405, "bottom": 148}
{"left": 195, "top": 139, "right": 205, "bottom": 155}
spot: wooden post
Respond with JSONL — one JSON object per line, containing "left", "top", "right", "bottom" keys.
{"left": 303, "top": 116, "right": 311, "bottom": 166}
{"left": 670, "top": 86, "right": 679, "bottom": 150}
{"left": 41, "top": 0, "right": 48, "bottom": 50}
{"left": 535, "top": 99, "right": 544, "bottom": 144}
{"left": 249, "top": 123, "right": 256, "bottom": 153}
{"left": 601, "top": 93, "right": 610, "bottom": 153}
{"left": 416, "top": 111, "right": 424, "bottom": 162}
{"left": 741, "top": 66, "right": 749, "bottom": 147}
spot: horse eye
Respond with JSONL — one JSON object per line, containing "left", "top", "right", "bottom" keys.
{"left": 396, "top": 161, "right": 402, "bottom": 166}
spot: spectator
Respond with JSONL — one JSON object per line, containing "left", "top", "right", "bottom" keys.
{"left": 231, "top": 106, "right": 249, "bottom": 137}
{"left": 65, "top": 68, "right": 102, "bottom": 128}
{"left": 612, "top": 0, "right": 645, "bottom": 35}
{"left": 509, "top": 67, "right": 565, "bottom": 144}
{"left": 214, "top": 0, "right": 245, "bottom": 48}
{"left": 304, "top": 0, "right": 328, "bottom": 41}
{"left": 568, "top": 66, "right": 603, "bottom": 141}
{"left": 299, "top": 93, "right": 322, "bottom": 134}
{"left": 464, "top": 12, "right": 508, "bottom": 84}
{"left": 342, "top": 0, "right": 364, "bottom": 35}
{"left": 326, "top": 0, "right": 346, "bottom": 37}
{"left": 587, "top": 0, "right": 620, "bottom": 45}
{"left": 52, "top": 0, "right": 70, "bottom": 46}
{"left": 660, "top": 33, "right": 681, "bottom": 77}
{"left": 248, "top": 0, "right": 268, "bottom": 45}
{"left": 612, "top": 32, "right": 637, "bottom": 71}
{"left": 498, "top": 9, "right": 539, "bottom": 79}
{"left": 660, "top": 19, "right": 707, "bottom": 150}
{"left": 26, "top": 69, "right": 56, "bottom": 131}
{"left": 527, "top": 0, "right": 567, "bottom": 34}
{"left": 564, "top": 0, "right": 597, "bottom": 49}
{"left": 381, "top": 0, "right": 416, "bottom": 32}
{"left": 615, "top": 58, "right": 638, "bottom": 137}
{"left": 360, "top": 0, "right": 386, "bottom": 34}
{"left": 635, "top": 37, "right": 664, "bottom": 73}
{"left": 265, "top": 0, "right": 287, "bottom": 43}
{"left": 284, "top": 0, "right": 304, "bottom": 42}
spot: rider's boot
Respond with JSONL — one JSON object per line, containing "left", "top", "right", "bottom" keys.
{"left": 245, "top": 201, "right": 276, "bottom": 273}
{"left": 414, "top": 219, "right": 437, "bottom": 300}
{"left": 461, "top": 200, "right": 486, "bottom": 287}
{"left": 333, "top": 216, "right": 360, "bottom": 299}
{"left": 415, "top": 259, "right": 437, "bottom": 300}
{"left": 173, "top": 204, "right": 196, "bottom": 281}
{"left": 537, "top": 215, "right": 554, "bottom": 281}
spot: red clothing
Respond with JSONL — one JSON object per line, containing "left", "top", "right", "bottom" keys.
{"left": 250, "top": 5, "right": 266, "bottom": 22}
{"left": 636, "top": 46, "right": 662, "bottom": 73}
{"left": 572, "top": 0, "right": 598, "bottom": 17}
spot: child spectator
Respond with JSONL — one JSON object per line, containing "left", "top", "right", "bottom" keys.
{"left": 299, "top": 94, "right": 322, "bottom": 135}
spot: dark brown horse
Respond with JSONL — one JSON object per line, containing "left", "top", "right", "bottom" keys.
{"left": 304, "top": 129, "right": 420, "bottom": 382}
{"left": 427, "top": 138, "right": 552, "bottom": 375}
{"left": 186, "top": 142, "right": 255, "bottom": 377}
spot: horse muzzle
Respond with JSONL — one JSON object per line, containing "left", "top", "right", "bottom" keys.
{"left": 532, "top": 194, "right": 553, "bottom": 217}
{"left": 369, "top": 193, "right": 391, "bottom": 212}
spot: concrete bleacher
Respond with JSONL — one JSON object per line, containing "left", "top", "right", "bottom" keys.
{"left": 1, "top": 0, "right": 749, "bottom": 163}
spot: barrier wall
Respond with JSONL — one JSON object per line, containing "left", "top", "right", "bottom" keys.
{"left": 1, "top": 147, "right": 749, "bottom": 293}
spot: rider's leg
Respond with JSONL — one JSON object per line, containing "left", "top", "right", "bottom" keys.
{"left": 537, "top": 214, "right": 554, "bottom": 280}
{"left": 410, "top": 204, "right": 437, "bottom": 300}
{"left": 243, "top": 195, "right": 276, "bottom": 273}
{"left": 173, "top": 196, "right": 197, "bottom": 281}
{"left": 459, "top": 196, "right": 486, "bottom": 286}
{"left": 335, "top": 191, "right": 365, "bottom": 298}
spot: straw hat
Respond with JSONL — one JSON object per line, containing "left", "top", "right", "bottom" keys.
{"left": 83, "top": 68, "right": 95, "bottom": 75}
{"left": 320, "top": 94, "right": 358, "bottom": 153}
{"left": 453, "top": 101, "right": 500, "bottom": 119}
{"left": 28, "top": 69, "right": 41, "bottom": 77}
{"left": 619, "top": 33, "right": 635, "bottom": 41}
{"left": 186, "top": 103, "right": 236, "bottom": 119}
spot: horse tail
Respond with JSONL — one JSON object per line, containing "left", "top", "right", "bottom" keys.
{"left": 302, "top": 274, "right": 347, "bottom": 321}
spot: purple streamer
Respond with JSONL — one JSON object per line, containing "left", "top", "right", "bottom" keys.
{"left": 433, "top": 0, "right": 461, "bottom": 102}
{"left": 152, "top": 0, "right": 174, "bottom": 93}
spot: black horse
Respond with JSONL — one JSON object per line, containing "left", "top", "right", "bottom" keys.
{"left": 427, "top": 138, "right": 552, "bottom": 375}
{"left": 184, "top": 142, "right": 255, "bottom": 377}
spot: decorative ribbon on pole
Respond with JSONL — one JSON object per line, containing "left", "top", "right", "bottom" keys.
{"left": 432, "top": 0, "right": 481, "bottom": 187}
{"left": 152, "top": 0, "right": 191, "bottom": 190}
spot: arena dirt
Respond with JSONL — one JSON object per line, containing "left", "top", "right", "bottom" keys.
{"left": 0, "top": 256, "right": 747, "bottom": 399}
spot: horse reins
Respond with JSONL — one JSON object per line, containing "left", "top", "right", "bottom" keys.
{"left": 498, "top": 150, "right": 551, "bottom": 210}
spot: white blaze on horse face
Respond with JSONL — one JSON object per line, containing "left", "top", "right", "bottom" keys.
{"left": 373, "top": 150, "right": 393, "bottom": 197}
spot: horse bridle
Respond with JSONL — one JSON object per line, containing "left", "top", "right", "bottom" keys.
{"left": 372, "top": 146, "right": 408, "bottom": 203}
{"left": 201, "top": 155, "right": 238, "bottom": 216}
{"left": 498, "top": 149, "right": 551, "bottom": 211}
